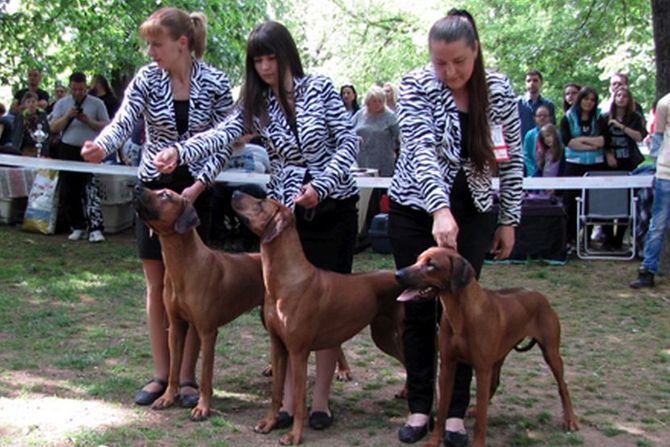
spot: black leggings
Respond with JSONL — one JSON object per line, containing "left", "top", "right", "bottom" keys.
{"left": 388, "top": 173, "right": 496, "bottom": 417}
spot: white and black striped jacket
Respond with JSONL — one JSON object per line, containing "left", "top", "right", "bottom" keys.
{"left": 175, "top": 75, "right": 359, "bottom": 208}
{"left": 94, "top": 60, "right": 233, "bottom": 185}
{"left": 389, "top": 65, "right": 524, "bottom": 225}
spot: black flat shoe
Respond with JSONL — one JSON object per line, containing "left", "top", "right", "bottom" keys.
{"left": 274, "top": 410, "right": 294, "bottom": 429}
{"left": 308, "top": 410, "right": 334, "bottom": 430}
{"left": 134, "top": 378, "right": 167, "bottom": 406}
{"left": 178, "top": 381, "right": 199, "bottom": 409}
{"left": 398, "top": 418, "right": 434, "bottom": 444}
{"left": 444, "top": 430, "right": 469, "bottom": 447}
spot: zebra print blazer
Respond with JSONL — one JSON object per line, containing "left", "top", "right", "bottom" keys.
{"left": 94, "top": 60, "right": 233, "bottom": 185}
{"left": 389, "top": 65, "right": 524, "bottom": 226}
{"left": 175, "top": 75, "right": 359, "bottom": 208}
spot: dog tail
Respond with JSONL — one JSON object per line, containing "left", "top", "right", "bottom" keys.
{"left": 513, "top": 338, "right": 537, "bottom": 352}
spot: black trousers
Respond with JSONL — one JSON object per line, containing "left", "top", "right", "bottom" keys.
{"left": 388, "top": 172, "right": 496, "bottom": 417}
{"left": 57, "top": 142, "right": 92, "bottom": 231}
{"left": 295, "top": 195, "right": 358, "bottom": 273}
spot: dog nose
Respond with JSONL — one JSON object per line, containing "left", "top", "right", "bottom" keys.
{"left": 395, "top": 270, "right": 405, "bottom": 283}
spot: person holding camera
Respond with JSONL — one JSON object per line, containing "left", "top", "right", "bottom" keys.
{"left": 49, "top": 72, "right": 109, "bottom": 242}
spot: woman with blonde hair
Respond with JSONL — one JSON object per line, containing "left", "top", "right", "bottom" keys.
{"left": 82, "top": 7, "right": 234, "bottom": 407}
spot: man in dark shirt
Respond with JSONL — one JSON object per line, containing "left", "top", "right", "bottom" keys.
{"left": 10, "top": 69, "right": 50, "bottom": 114}
{"left": 517, "top": 70, "right": 556, "bottom": 138}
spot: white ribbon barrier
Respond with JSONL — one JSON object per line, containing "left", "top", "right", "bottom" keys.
{"left": 0, "top": 154, "right": 654, "bottom": 190}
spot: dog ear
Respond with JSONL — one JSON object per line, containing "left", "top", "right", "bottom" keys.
{"left": 450, "top": 254, "right": 474, "bottom": 295}
{"left": 173, "top": 201, "right": 200, "bottom": 234}
{"left": 261, "top": 208, "right": 292, "bottom": 243}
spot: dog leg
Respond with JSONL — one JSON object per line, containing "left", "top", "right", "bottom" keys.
{"left": 190, "top": 328, "right": 217, "bottom": 421}
{"left": 281, "top": 350, "right": 309, "bottom": 446}
{"left": 255, "top": 334, "right": 288, "bottom": 434}
{"left": 471, "top": 367, "right": 492, "bottom": 447}
{"left": 152, "top": 316, "right": 187, "bottom": 410}
{"left": 539, "top": 341, "right": 579, "bottom": 431}
{"left": 335, "top": 346, "right": 352, "bottom": 381}
{"left": 426, "top": 354, "right": 457, "bottom": 447}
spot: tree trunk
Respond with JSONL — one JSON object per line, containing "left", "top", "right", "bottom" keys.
{"left": 652, "top": 0, "right": 670, "bottom": 101}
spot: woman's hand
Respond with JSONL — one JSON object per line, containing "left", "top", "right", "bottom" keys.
{"left": 294, "top": 183, "right": 319, "bottom": 209}
{"left": 81, "top": 141, "right": 106, "bottom": 163}
{"left": 181, "top": 180, "right": 205, "bottom": 203}
{"left": 490, "top": 225, "right": 515, "bottom": 260}
{"left": 154, "top": 147, "right": 179, "bottom": 174}
{"left": 432, "top": 208, "right": 458, "bottom": 250}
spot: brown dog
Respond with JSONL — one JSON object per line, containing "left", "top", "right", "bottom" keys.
{"left": 231, "top": 191, "right": 404, "bottom": 445}
{"left": 395, "top": 247, "right": 578, "bottom": 447}
{"left": 134, "top": 186, "right": 265, "bottom": 421}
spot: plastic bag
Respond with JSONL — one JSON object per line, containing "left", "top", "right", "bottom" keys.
{"left": 23, "top": 169, "right": 60, "bottom": 234}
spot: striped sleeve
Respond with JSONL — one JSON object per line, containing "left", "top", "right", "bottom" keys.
{"left": 309, "top": 77, "right": 359, "bottom": 200}
{"left": 191, "top": 71, "right": 235, "bottom": 185}
{"left": 94, "top": 66, "right": 149, "bottom": 154}
{"left": 398, "top": 72, "right": 450, "bottom": 213}
{"left": 493, "top": 74, "right": 524, "bottom": 225}
{"left": 176, "top": 106, "right": 244, "bottom": 174}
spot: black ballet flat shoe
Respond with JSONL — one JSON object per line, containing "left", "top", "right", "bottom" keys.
{"left": 444, "top": 430, "right": 469, "bottom": 447}
{"left": 133, "top": 377, "right": 167, "bottom": 406}
{"left": 308, "top": 410, "right": 334, "bottom": 430}
{"left": 274, "top": 410, "right": 294, "bottom": 429}
{"left": 398, "top": 417, "right": 434, "bottom": 444}
{"left": 178, "top": 381, "right": 200, "bottom": 409}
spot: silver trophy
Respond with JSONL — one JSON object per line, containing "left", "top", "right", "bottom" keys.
{"left": 31, "top": 123, "right": 48, "bottom": 158}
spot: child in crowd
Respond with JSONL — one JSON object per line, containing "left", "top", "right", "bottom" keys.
{"left": 12, "top": 92, "right": 50, "bottom": 157}
{"left": 535, "top": 123, "right": 564, "bottom": 178}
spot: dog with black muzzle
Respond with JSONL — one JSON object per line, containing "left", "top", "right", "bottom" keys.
{"left": 134, "top": 185, "right": 265, "bottom": 421}
{"left": 395, "top": 247, "right": 578, "bottom": 447}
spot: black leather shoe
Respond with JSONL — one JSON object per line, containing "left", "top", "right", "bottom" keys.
{"left": 133, "top": 378, "right": 167, "bottom": 406}
{"left": 398, "top": 418, "right": 434, "bottom": 444}
{"left": 178, "top": 381, "right": 199, "bottom": 408}
{"left": 308, "top": 410, "right": 334, "bottom": 430}
{"left": 630, "top": 268, "right": 655, "bottom": 289}
{"left": 444, "top": 430, "right": 469, "bottom": 447}
{"left": 274, "top": 410, "right": 294, "bottom": 429}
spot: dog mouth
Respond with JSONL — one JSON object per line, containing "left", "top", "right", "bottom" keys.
{"left": 397, "top": 286, "right": 438, "bottom": 302}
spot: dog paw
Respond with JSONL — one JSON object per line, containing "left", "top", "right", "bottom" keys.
{"left": 261, "top": 365, "right": 273, "bottom": 377}
{"left": 564, "top": 418, "right": 579, "bottom": 432}
{"left": 151, "top": 395, "right": 176, "bottom": 410}
{"left": 253, "top": 418, "right": 275, "bottom": 434}
{"left": 279, "top": 432, "right": 300, "bottom": 445}
{"left": 394, "top": 385, "right": 408, "bottom": 399}
{"left": 189, "top": 406, "right": 210, "bottom": 422}
{"left": 335, "top": 369, "right": 352, "bottom": 382}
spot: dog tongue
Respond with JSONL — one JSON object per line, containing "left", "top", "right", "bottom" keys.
{"left": 397, "top": 288, "right": 420, "bottom": 302}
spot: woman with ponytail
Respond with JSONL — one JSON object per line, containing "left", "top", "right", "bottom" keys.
{"left": 81, "top": 7, "right": 234, "bottom": 407}
{"left": 387, "top": 9, "right": 523, "bottom": 445}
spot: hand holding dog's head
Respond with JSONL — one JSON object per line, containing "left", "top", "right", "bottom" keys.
{"left": 396, "top": 247, "right": 474, "bottom": 301}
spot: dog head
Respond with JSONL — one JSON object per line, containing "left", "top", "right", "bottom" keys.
{"left": 395, "top": 247, "right": 474, "bottom": 302}
{"left": 231, "top": 191, "right": 293, "bottom": 243}
{"left": 133, "top": 185, "right": 200, "bottom": 235}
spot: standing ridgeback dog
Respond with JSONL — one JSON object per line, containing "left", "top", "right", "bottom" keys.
{"left": 231, "top": 191, "right": 404, "bottom": 446}
{"left": 134, "top": 186, "right": 265, "bottom": 421}
{"left": 395, "top": 247, "right": 578, "bottom": 447}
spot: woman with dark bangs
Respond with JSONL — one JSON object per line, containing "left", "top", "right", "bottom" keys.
{"left": 340, "top": 83, "right": 360, "bottom": 117}
{"left": 154, "top": 20, "right": 359, "bottom": 432}
{"left": 82, "top": 7, "right": 234, "bottom": 407}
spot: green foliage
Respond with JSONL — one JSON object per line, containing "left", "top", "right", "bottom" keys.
{"left": 279, "top": 0, "right": 654, "bottom": 110}
{"left": 0, "top": 0, "right": 268, "bottom": 92}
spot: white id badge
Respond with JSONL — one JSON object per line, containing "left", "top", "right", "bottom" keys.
{"left": 491, "top": 124, "right": 510, "bottom": 162}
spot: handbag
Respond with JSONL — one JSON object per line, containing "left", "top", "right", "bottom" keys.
{"left": 22, "top": 168, "right": 61, "bottom": 234}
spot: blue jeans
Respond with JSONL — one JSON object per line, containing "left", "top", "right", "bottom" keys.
{"left": 641, "top": 178, "right": 670, "bottom": 273}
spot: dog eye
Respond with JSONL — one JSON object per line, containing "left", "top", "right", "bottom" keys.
{"left": 159, "top": 191, "right": 170, "bottom": 199}
{"left": 425, "top": 259, "right": 436, "bottom": 271}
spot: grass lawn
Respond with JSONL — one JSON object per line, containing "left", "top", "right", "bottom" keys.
{"left": 0, "top": 225, "right": 668, "bottom": 447}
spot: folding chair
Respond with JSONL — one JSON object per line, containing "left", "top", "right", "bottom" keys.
{"left": 576, "top": 171, "right": 637, "bottom": 260}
